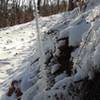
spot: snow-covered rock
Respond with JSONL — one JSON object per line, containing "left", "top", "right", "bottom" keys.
{"left": 51, "top": 64, "right": 61, "bottom": 74}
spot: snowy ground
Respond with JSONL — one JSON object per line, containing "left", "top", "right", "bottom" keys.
{"left": 0, "top": 0, "right": 100, "bottom": 100}
{"left": 0, "top": 14, "right": 65, "bottom": 99}
{"left": 0, "top": 22, "right": 37, "bottom": 97}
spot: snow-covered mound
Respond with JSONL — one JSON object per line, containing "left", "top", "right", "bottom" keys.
{"left": 0, "top": 0, "right": 100, "bottom": 100}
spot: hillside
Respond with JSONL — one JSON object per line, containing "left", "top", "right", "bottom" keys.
{"left": 0, "top": 0, "right": 100, "bottom": 100}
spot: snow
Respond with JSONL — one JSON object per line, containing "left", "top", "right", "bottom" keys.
{"left": 86, "top": 0, "right": 100, "bottom": 10}
{"left": 58, "top": 15, "right": 91, "bottom": 46}
{"left": 57, "top": 40, "right": 66, "bottom": 48}
{"left": 55, "top": 72, "right": 67, "bottom": 82}
{"left": 73, "top": 5, "right": 100, "bottom": 82}
{"left": 21, "top": 79, "right": 47, "bottom": 100}
{"left": 0, "top": 14, "right": 62, "bottom": 99}
{"left": 0, "top": 0, "right": 100, "bottom": 100}
{"left": 93, "top": 44, "right": 100, "bottom": 68}
{"left": 33, "top": 77, "right": 73, "bottom": 100}
{"left": 51, "top": 64, "right": 61, "bottom": 74}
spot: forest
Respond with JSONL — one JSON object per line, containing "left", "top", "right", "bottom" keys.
{"left": 0, "top": 0, "right": 84, "bottom": 27}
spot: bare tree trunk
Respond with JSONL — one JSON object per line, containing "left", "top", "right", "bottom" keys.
{"left": 57, "top": 0, "right": 60, "bottom": 11}
{"left": 37, "top": 0, "right": 41, "bottom": 11}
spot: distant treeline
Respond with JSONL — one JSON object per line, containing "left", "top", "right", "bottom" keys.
{"left": 37, "top": 0, "right": 87, "bottom": 16}
{"left": 0, "top": 0, "right": 86, "bottom": 28}
{"left": 0, "top": 0, "right": 34, "bottom": 27}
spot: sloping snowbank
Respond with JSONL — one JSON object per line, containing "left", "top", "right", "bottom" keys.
{"left": 0, "top": 0, "right": 100, "bottom": 100}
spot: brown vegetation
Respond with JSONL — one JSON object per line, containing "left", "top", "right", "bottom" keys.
{"left": 6, "top": 80, "right": 23, "bottom": 100}
{"left": 56, "top": 37, "right": 76, "bottom": 76}
{"left": 0, "top": 0, "right": 34, "bottom": 28}
{"left": 0, "top": 0, "right": 87, "bottom": 28}
{"left": 80, "top": 72, "right": 100, "bottom": 100}
{"left": 39, "top": 2, "right": 67, "bottom": 16}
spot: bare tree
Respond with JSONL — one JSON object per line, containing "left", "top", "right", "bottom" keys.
{"left": 37, "top": 0, "right": 41, "bottom": 11}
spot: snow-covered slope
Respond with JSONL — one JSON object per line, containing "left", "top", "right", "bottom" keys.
{"left": 0, "top": 0, "right": 100, "bottom": 100}
{"left": 0, "top": 14, "right": 63, "bottom": 99}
